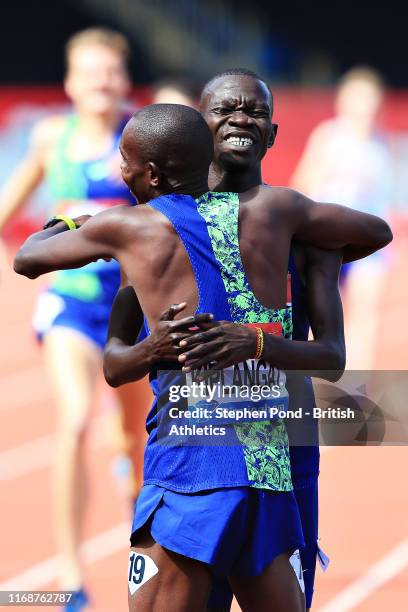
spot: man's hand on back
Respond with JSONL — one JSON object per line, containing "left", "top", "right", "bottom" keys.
{"left": 148, "top": 302, "right": 215, "bottom": 362}
{"left": 177, "top": 322, "right": 257, "bottom": 375}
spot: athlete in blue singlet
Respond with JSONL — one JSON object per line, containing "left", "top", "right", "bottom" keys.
{"left": 14, "top": 104, "right": 391, "bottom": 611}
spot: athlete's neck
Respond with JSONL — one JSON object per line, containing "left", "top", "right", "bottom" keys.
{"left": 155, "top": 177, "right": 209, "bottom": 201}
{"left": 169, "top": 171, "right": 209, "bottom": 199}
{"left": 208, "top": 162, "right": 262, "bottom": 192}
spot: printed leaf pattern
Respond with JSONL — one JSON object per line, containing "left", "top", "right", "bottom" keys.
{"left": 197, "top": 192, "right": 293, "bottom": 491}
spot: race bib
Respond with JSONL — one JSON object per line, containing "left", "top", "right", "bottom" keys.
{"left": 184, "top": 322, "right": 289, "bottom": 423}
{"left": 185, "top": 359, "right": 288, "bottom": 424}
{"left": 128, "top": 552, "right": 158, "bottom": 596}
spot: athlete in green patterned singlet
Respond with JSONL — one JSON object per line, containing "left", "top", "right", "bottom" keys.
{"left": 0, "top": 29, "right": 138, "bottom": 609}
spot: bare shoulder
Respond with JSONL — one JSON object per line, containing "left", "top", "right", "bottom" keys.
{"left": 79, "top": 205, "right": 136, "bottom": 244}
{"left": 88, "top": 203, "right": 175, "bottom": 244}
{"left": 266, "top": 185, "right": 309, "bottom": 206}
{"left": 118, "top": 203, "right": 174, "bottom": 233}
{"left": 241, "top": 184, "right": 310, "bottom": 213}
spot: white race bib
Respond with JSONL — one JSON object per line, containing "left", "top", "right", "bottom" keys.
{"left": 185, "top": 360, "right": 288, "bottom": 423}
{"left": 128, "top": 551, "right": 159, "bottom": 596}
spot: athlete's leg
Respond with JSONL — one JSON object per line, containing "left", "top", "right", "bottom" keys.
{"left": 129, "top": 526, "right": 212, "bottom": 612}
{"left": 229, "top": 551, "right": 305, "bottom": 612}
{"left": 43, "top": 327, "right": 102, "bottom": 589}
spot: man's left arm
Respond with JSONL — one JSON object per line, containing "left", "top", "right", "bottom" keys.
{"left": 291, "top": 190, "right": 392, "bottom": 262}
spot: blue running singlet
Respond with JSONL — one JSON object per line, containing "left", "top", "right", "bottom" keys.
{"left": 143, "top": 191, "right": 294, "bottom": 493}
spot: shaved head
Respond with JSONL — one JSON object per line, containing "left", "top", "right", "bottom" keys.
{"left": 120, "top": 103, "right": 212, "bottom": 201}
{"left": 124, "top": 103, "right": 213, "bottom": 178}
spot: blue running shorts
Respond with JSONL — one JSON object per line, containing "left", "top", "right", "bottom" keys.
{"left": 33, "top": 290, "right": 110, "bottom": 351}
{"left": 207, "top": 478, "right": 319, "bottom": 609}
{"left": 131, "top": 484, "right": 304, "bottom": 579}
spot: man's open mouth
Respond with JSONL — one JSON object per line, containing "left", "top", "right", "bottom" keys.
{"left": 225, "top": 136, "right": 254, "bottom": 148}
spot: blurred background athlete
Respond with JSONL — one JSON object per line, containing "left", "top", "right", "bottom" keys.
{"left": 0, "top": 27, "right": 150, "bottom": 610}
{"left": 292, "top": 67, "right": 394, "bottom": 369}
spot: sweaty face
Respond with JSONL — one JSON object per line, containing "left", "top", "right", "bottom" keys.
{"left": 201, "top": 75, "right": 274, "bottom": 171}
{"left": 119, "top": 126, "right": 151, "bottom": 203}
{"left": 65, "top": 44, "right": 130, "bottom": 115}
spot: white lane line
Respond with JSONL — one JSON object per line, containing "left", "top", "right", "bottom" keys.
{"left": 318, "top": 537, "right": 408, "bottom": 612}
{"left": 0, "top": 418, "right": 107, "bottom": 483}
{"left": 0, "top": 522, "right": 129, "bottom": 590}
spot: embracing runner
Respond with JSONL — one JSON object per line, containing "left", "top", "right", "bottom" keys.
{"left": 14, "top": 104, "right": 392, "bottom": 611}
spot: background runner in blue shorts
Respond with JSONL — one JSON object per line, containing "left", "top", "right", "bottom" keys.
{"left": 0, "top": 28, "right": 136, "bottom": 609}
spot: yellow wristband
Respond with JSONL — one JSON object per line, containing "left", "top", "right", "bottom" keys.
{"left": 54, "top": 215, "right": 77, "bottom": 230}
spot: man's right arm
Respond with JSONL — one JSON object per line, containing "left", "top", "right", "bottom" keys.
{"left": 103, "top": 288, "right": 214, "bottom": 387}
{"left": 103, "top": 285, "right": 150, "bottom": 387}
